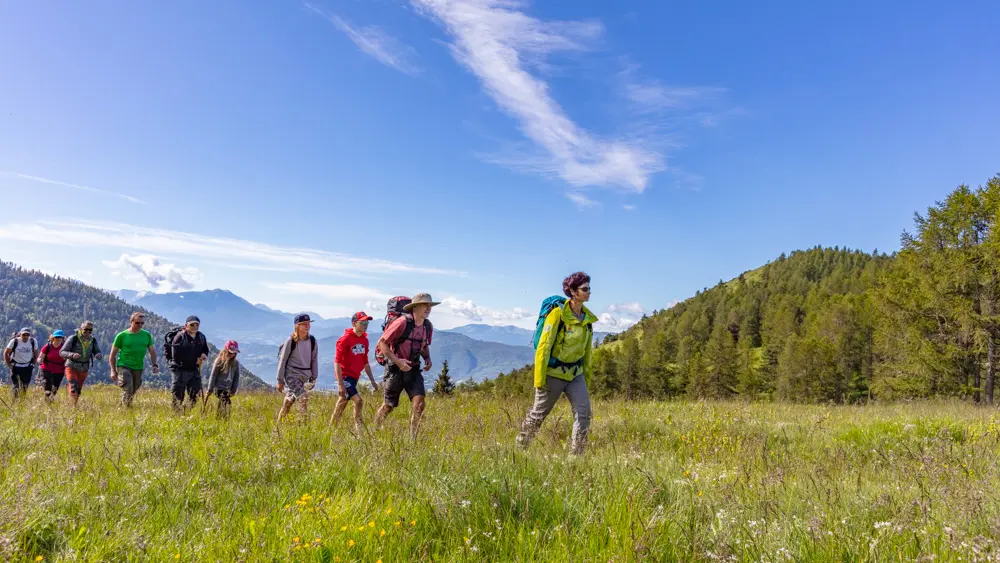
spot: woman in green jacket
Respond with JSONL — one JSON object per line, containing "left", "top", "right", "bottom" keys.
{"left": 517, "top": 272, "right": 598, "bottom": 454}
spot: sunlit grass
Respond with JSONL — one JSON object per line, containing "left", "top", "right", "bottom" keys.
{"left": 2, "top": 386, "right": 999, "bottom": 561}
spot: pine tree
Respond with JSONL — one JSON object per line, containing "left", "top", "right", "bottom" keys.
{"left": 433, "top": 360, "right": 456, "bottom": 395}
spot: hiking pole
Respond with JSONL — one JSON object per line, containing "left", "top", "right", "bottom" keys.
{"left": 200, "top": 363, "right": 210, "bottom": 415}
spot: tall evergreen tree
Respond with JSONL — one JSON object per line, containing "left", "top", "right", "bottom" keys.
{"left": 433, "top": 360, "right": 456, "bottom": 395}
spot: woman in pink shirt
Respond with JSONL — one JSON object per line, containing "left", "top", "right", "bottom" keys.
{"left": 38, "top": 330, "right": 68, "bottom": 402}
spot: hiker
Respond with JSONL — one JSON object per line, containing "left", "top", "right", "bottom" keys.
{"left": 330, "top": 311, "right": 380, "bottom": 431}
{"left": 60, "top": 321, "right": 103, "bottom": 406}
{"left": 38, "top": 330, "right": 68, "bottom": 402}
{"left": 516, "top": 272, "right": 597, "bottom": 455}
{"left": 166, "top": 315, "right": 209, "bottom": 412}
{"left": 276, "top": 314, "right": 319, "bottom": 422}
{"left": 4, "top": 328, "right": 38, "bottom": 399}
{"left": 374, "top": 293, "right": 437, "bottom": 439}
{"left": 207, "top": 340, "right": 241, "bottom": 418}
{"left": 109, "top": 312, "right": 158, "bottom": 407}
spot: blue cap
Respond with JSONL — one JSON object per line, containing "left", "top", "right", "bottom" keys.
{"left": 294, "top": 313, "right": 313, "bottom": 324}
{"left": 52, "top": 330, "right": 65, "bottom": 338}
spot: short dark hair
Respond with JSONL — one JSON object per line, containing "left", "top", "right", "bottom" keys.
{"left": 130, "top": 311, "right": 145, "bottom": 324}
{"left": 563, "top": 271, "right": 591, "bottom": 297}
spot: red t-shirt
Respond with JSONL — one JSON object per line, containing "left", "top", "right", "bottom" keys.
{"left": 335, "top": 329, "right": 369, "bottom": 380}
{"left": 380, "top": 315, "right": 432, "bottom": 364}
{"left": 39, "top": 342, "right": 67, "bottom": 373}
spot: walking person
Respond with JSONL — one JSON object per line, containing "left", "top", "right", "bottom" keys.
{"left": 207, "top": 340, "right": 241, "bottom": 418}
{"left": 374, "top": 293, "right": 437, "bottom": 439}
{"left": 109, "top": 312, "right": 159, "bottom": 407}
{"left": 37, "top": 330, "right": 68, "bottom": 402}
{"left": 4, "top": 328, "right": 38, "bottom": 399}
{"left": 60, "top": 321, "right": 103, "bottom": 407}
{"left": 330, "top": 311, "right": 380, "bottom": 431}
{"left": 276, "top": 314, "right": 318, "bottom": 422}
{"left": 166, "top": 316, "right": 209, "bottom": 412}
{"left": 517, "top": 272, "right": 597, "bottom": 455}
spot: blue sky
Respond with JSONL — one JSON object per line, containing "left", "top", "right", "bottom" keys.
{"left": 1, "top": 0, "right": 998, "bottom": 330}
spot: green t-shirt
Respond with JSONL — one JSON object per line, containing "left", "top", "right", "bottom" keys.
{"left": 112, "top": 329, "right": 154, "bottom": 370}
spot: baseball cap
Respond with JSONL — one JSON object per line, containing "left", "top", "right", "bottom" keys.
{"left": 186, "top": 315, "right": 201, "bottom": 324}
{"left": 294, "top": 313, "right": 313, "bottom": 324}
{"left": 352, "top": 311, "right": 373, "bottom": 323}
{"left": 19, "top": 327, "right": 31, "bottom": 335}
{"left": 52, "top": 329, "right": 65, "bottom": 338}
{"left": 224, "top": 340, "right": 240, "bottom": 353}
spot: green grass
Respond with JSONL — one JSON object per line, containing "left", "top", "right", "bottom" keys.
{"left": 2, "top": 386, "right": 1000, "bottom": 562}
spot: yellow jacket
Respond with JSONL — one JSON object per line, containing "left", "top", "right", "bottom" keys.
{"left": 534, "top": 302, "right": 597, "bottom": 388}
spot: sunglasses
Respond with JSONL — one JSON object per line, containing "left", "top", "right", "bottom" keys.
{"left": 578, "top": 286, "right": 591, "bottom": 292}
{"left": 83, "top": 328, "right": 94, "bottom": 333}
{"left": 188, "top": 323, "right": 200, "bottom": 327}
{"left": 135, "top": 321, "right": 146, "bottom": 325}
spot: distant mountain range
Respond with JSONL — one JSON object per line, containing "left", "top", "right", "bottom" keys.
{"left": 111, "top": 288, "right": 540, "bottom": 386}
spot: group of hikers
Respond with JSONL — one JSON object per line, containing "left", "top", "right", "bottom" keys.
{"left": 4, "top": 272, "right": 598, "bottom": 453}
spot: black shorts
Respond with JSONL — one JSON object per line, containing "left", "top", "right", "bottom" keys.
{"left": 382, "top": 367, "right": 425, "bottom": 408}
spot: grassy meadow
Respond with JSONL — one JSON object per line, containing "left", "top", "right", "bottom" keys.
{"left": 1, "top": 385, "right": 1000, "bottom": 562}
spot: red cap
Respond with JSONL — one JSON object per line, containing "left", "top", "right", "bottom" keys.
{"left": 351, "top": 311, "right": 373, "bottom": 323}
{"left": 224, "top": 340, "right": 240, "bottom": 353}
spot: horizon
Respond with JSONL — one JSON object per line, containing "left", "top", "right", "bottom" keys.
{"left": 2, "top": 1, "right": 997, "bottom": 332}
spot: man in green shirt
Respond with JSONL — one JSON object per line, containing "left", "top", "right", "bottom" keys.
{"left": 109, "top": 311, "right": 159, "bottom": 407}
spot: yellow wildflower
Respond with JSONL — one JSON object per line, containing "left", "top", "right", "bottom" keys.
{"left": 348, "top": 539, "right": 356, "bottom": 547}
{"left": 380, "top": 529, "right": 386, "bottom": 537}
{"left": 293, "top": 536, "right": 301, "bottom": 543}
{"left": 410, "top": 520, "right": 416, "bottom": 527}
{"left": 35, "top": 558, "right": 44, "bottom": 562}
{"left": 369, "top": 521, "right": 376, "bottom": 528}
{"left": 386, "top": 508, "right": 393, "bottom": 515}
{"left": 341, "top": 526, "right": 348, "bottom": 532}
{"left": 394, "top": 521, "right": 402, "bottom": 527}
{"left": 358, "top": 526, "right": 366, "bottom": 532}
{"left": 174, "top": 555, "right": 181, "bottom": 560}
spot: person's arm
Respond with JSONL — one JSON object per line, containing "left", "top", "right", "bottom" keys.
{"left": 378, "top": 338, "right": 410, "bottom": 371}
{"left": 109, "top": 346, "right": 120, "bottom": 380}
{"left": 533, "top": 308, "right": 561, "bottom": 388}
{"left": 207, "top": 360, "right": 220, "bottom": 391}
{"left": 37, "top": 343, "right": 48, "bottom": 366}
{"left": 231, "top": 361, "right": 240, "bottom": 395}
{"left": 310, "top": 338, "right": 319, "bottom": 383}
{"left": 276, "top": 337, "right": 291, "bottom": 389}
{"left": 364, "top": 360, "right": 377, "bottom": 390}
{"left": 421, "top": 326, "right": 432, "bottom": 372}
{"left": 199, "top": 334, "right": 209, "bottom": 364}
{"left": 583, "top": 325, "right": 594, "bottom": 387}
{"left": 93, "top": 338, "right": 103, "bottom": 361}
{"left": 4, "top": 341, "right": 13, "bottom": 368}
{"left": 147, "top": 334, "right": 159, "bottom": 374}
{"left": 60, "top": 335, "right": 78, "bottom": 360}
{"left": 379, "top": 318, "right": 411, "bottom": 371}
{"left": 334, "top": 363, "right": 345, "bottom": 398}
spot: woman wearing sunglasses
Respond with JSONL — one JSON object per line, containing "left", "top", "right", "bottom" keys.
{"left": 517, "top": 271, "right": 598, "bottom": 455}
{"left": 59, "top": 321, "right": 104, "bottom": 407}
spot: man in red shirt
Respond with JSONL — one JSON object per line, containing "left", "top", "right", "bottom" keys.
{"left": 374, "top": 293, "right": 437, "bottom": 439}
{"left": 330, "top": 311, "right": 380, "bottom": 430}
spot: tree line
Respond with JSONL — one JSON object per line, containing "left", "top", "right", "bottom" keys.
{"left": 465, "top": 175, "right": 1000, "bottom": 405}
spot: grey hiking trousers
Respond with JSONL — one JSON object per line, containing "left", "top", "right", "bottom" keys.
{"left": 517, "top": 374, "right": 591, "bottom": 454}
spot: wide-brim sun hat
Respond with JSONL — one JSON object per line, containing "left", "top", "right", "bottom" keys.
{"left": 403, "top": 293, "right": 441, "bottom": 312}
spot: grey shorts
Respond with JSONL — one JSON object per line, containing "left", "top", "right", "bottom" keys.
{"left": 382, "top": 367, "right": 425, "bottom": 408}
{"left": 283, "top": 373, "right": 311, "bottom": 401}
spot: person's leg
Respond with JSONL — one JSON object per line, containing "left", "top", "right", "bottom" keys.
{"left": 404, "top": 372, "right": 427, "bottom": 440}
{"left": 187, "top": 370, "right": 203, "bottom": 408}
{"left": 42, "top": 371, "right": 57, "bottom": 401}
{"left": 170, "top": 369, "right": 186, "bottom": 411}
{"left": 351, "top": 394, "right": 365, "bottom": 432}
{"left": 121, "top": 369, "right": 142, "bottom": 407}
{"left": 66, "top": 368, "right": 85, "bottom": 407}
{"left": 330, "top": 397, "right": 349, "bottom": 425}
{"left": 375, "top": 369, "right": 404, "bottom": 428}
{"left": 563, "top": 375, "right": 592, "bottom": 455}
{"left": 516, "top": 377, "right": 569, "bottom": 448}
{"left": 217, "top": 389, "right": 231, "bottom": 418}
{"left": 12, "top": 366, "right": 31, "bottom": 399}
{"left": 277, "top": 376, "right": 304, "bottom": 423}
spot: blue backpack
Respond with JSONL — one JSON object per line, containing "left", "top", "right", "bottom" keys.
{"left": 532, "top": 296, "right": 567, "bottom": 350}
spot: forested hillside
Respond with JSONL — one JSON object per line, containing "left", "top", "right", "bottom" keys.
{"left": 471, "top": 175, "right": 1000, "bottom": 405}
{"left": 0, "top": 262, "right": 269, "bottom": 389}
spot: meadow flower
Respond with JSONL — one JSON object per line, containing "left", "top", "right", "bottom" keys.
{"left": 386, "top": 508, "right": 392, "bottom": 515}
{"left": 380, "top": 529, "right": 386, "bottom": 537}
{"left": 340, "top": 526, "right": 348, "bottom": 532}
{"left": 348, "top": 539, "right": 355, "bottom": 547}
{"left": 35, "top": 557, "right": 44, "bottom": 562}
{"left": 369, "top": 521, "right": 375, "bottom": 528}
{"left": 410, "top": 520, "right": 416, "bottom": 527}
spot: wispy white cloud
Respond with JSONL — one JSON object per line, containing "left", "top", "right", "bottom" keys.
{"left": 440, "top": 296, "right": 532, "bottom": 323}
{"left": 0, "top": 220, "right": 461, "bottom": 277}
{"left": 566, "top": 191, "right": 598, "bottom": 209}
{"left": 413, "top": 0, "right": 664, "bottom": 193}
{"left": 622, "top": 204, "right": 636, "bottom": 211}
{"left": 103, "top": 253, "right": 201, "bottom": 292}
{"left": 306, "top": 3, "right": 421, "bottom": 75}
{"left": 262, "top": 282, "right": 389, "bottom": 301}
{"left": 0, "top": 171, "right": 147, "bottom": 204}
{"left": 596, "top": 302, "right": 645, "bottom": 332}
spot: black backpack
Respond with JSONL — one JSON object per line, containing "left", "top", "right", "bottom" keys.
{"left": 163, "top": 326, "right": 184, "bottom": 363}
